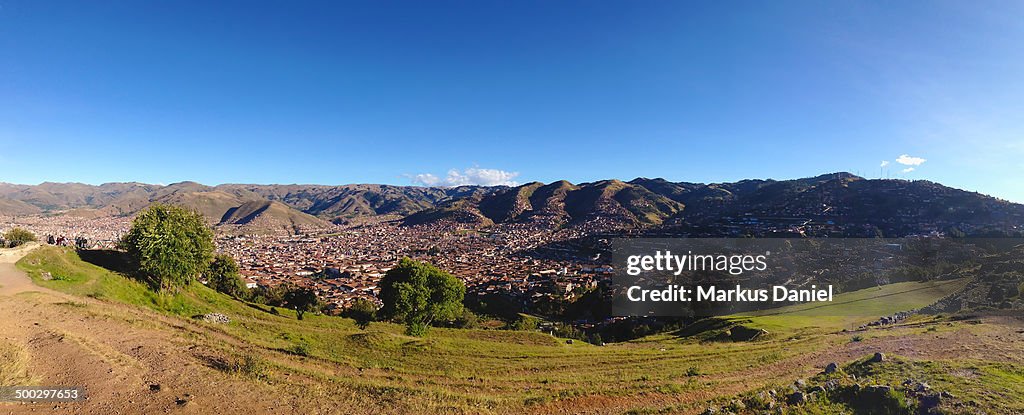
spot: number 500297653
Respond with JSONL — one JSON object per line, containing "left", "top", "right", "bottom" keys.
{"left": 1, "top": 386, "right": 85, "bottom": 402}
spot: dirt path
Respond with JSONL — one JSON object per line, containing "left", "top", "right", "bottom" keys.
{"left": 0, "top": 246, "right": 315, "bottom": 414}
{"left": 0, "top": 243, "right": 49, "bottom": 296}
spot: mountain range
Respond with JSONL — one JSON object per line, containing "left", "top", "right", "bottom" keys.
{"left": 2, "top": 173, "right": 1022, "bottom": 236}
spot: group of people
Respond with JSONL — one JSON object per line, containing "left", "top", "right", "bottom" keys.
{"left": 46, "top": 235, "right": 90, "bottom": 249}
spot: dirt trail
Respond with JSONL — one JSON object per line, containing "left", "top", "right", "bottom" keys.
{"left": 0, "top": 243, "right": 51, "bottom": 296}
{"left": 0, "top": 246, "right": 312, "bottom": 414}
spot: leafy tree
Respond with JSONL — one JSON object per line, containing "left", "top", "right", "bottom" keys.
{"left": 282, "top": 285, "right": 320, "bottom": 320}
{"left": 379, "top": 258, "right": 465, "bottom": 336}
{"left": 207, "top": 254, "right": 246, "bottom": 297}
{"left": 4, "top": 227, "right": 36, "bottom": 248}
{"left": 119, "top": 204, "right": 214, "bottom": 291}
{"left": 344, "top": 298, "right": 378, "bottom": 329}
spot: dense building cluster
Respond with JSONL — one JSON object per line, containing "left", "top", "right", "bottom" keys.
{"left": 0, "top": 215, "right": 612, "bottom": 314}
{"left": 218, "top": 221, "right": 611, "bottom": 312}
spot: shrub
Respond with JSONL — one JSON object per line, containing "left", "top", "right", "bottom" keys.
{"left": 3, "top": 228, "right": 36, "bottom": 248}
{"left": 406, "top": 321, "right": 428, "bottom": 337}
{"left": 230, "top": 352, "right": 269, "bottom": 381}
{"left": 288, "top": 342, "right": 311, "bottom": 357}
{"left": 343, "top": 298, "right": 378, "bottom": 329}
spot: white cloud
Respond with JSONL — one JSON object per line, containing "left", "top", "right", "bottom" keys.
{"left": 409, "top": 167, "right": 520, "bottom": 187}
{"left": 895, "top": 154, "right": 927, "bottom": 166}
{"left": 880, "top": 161, "right": 890, "bottom": 168}
{"left": 902, "top": 167, "right": 915, "bottom": 173}
{"left": 409, "top": 173, "right": 441, "bottom": 186}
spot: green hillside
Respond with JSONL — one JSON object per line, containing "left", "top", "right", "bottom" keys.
{"left": 13, "top": 246, "right": 1020, "bottom": 414}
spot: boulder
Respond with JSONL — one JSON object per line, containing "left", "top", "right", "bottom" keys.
{"left": 869, "top": 352, "right": 885, "bottom": 363}
{"left": 824, "top": 362, "right": 839, "bottom": 374}
{"left": 198, "top": 313, "right": 230, "bottom": 324}
{"left": 919, "top": 393, "right": 941, "bottom": 411}
{"left": 786, "top": 391, "right": 806, "bottom": 405}
{"left": 865, "top": 385, "right": 891, "bottom": 394}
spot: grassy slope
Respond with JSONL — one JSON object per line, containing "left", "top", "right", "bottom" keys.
{"left": 14, "top": 246, "right": 1012, "bottom": 413}
{"left": 737, "top": 279, "right": 970, "bottom": 334}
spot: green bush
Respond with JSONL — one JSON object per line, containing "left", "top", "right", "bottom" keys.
{"left": 343, "top": 298, "right": 378, "bottom": 329}
{"left": 229, "top": 352, "right": 270, "bottom": 382}
{"left": 3, "top": 228, "right": 36, "bottom": 248}
{"left": 288, "top": 341, "right": 311, "bottom": 357}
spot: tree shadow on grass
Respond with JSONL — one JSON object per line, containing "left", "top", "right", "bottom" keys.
{"left": 244, "top": 302, "right": 286, "bottom": 318}
{"left": 76, "top": 249, "right": 161, "bottom": 291}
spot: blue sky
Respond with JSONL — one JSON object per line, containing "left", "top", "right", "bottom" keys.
{"left": 1, "top": 1, "right": 1022, "bottom": 201}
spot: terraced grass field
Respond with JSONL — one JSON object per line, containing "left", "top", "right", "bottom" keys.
{"left": 8, "top": 246, "right": 1023, "bottom": 414}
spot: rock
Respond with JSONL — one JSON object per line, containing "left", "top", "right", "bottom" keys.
{"left": 809, "top": 385, "right": 825, "bottom": 393}
{"left": 940, "top": 391, "right": 955, "bottom": 399}
{"left": 861, "top": 385, "right": 892, "bottom": 403}
{"left": 700, "top": 406, "right": 718, "bottom": 415}
{"left": 149, "top": 384, "right": 161, "bottom": 392}
{"left": 566, "top": 339, "right": 573, "bottom": 344}
{"left": 865, "top": 385, "right": 891, "bottom": 394}
{"left": 786, "top": 391, "right": 806, "bottom": 405}
{"left": 919, "top": 393, "right": 941, "bottom": 411}
{"left": 914, "top": 382, "right": 930, "bottom": 393}
{"left": 869, "top": 352, "right": 885, "bottom": 363}
{"left": 824, "top": 362, "right": 839, "bottom": 374}
{"left": 824, "top": 379, "right": 839, "bottom": 391}
{"left": 753, "top": 391, "right": 778, "bottom": 410}
{"left": 197, "top": 313, "right": 230, "bottom": 324}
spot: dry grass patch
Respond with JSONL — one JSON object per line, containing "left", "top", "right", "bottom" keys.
{"left": 0, "top": 340, "right": 34, "bottom": 385}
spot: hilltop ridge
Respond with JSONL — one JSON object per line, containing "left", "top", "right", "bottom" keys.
{"left": 2, "top": 173, "right": 1023, "bottom": 236}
